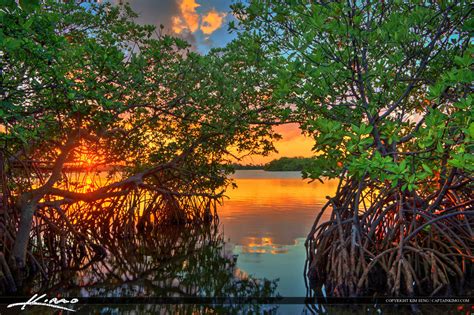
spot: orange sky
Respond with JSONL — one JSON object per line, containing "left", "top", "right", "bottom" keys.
{"left": 239, "top": 123, "right": 315, "bottom": 165}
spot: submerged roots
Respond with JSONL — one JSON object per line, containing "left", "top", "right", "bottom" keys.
{"left": 0, "top": 169, "right": 221, "bottom": 294}
{"left": 306, "top": 172, "right": 473, "bottom": 297}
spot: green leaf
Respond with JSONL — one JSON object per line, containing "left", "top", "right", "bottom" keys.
{"left": 0, "top": 0, "right": 16, "bottom": 8}
{"left": 4, "top": 38, "right": 22, "bottom": 50}
{"left": 391, "top": 179, "right": 399, "bottom": 188}
{"left": 421, "top": 163, "right": 431, "bottom": 173}
{"left": 19, "top": 0, "right": 40, "bottom": 13}
{"left": 469, "top": 122, "right": 474, "bottom": 138}
{"left": 399, "top": 159, "right": 407, "bottom": 171}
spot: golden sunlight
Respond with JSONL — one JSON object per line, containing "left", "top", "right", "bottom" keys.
{"left": 235, "top": 123, "right": 315, "bottom": 164}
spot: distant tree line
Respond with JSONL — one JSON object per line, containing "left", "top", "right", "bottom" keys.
{"left": 234, "top": 0, "right": 473, "bottom": 297}
{"left": 231, "top": 163, "right": 264, "bottom": 170}
{"left": 232, "top": 157, "right": 312, "bottom": 171}
{"left": 264, "top": 157, "right": 312, "bottom": 171}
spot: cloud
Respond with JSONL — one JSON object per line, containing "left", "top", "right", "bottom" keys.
{"left": 178, "top": 29, "right": 198, "bottom": 48}
{"left": 110, "top": 0, "right": 231, "bottom": 53}
{"left": 171, "top": 0, "right": 227, "bottom": 36}
{"left": 200, "top": 9, "right": 227, "bottom": 35}
{"left": 172, "top": 0, "right": 200, "bottom": 33}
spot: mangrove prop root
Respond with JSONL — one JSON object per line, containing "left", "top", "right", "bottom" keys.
{"left": 305, "top": 175, "right": 473, "bottom": 297}
{"left": 0, "top": 166, "right": 221, "bottom": 294}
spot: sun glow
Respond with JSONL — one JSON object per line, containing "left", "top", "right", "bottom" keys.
{"left": 229, "top": 123, "right": 315, "bottom": 165}
{"left": 76, "top": 150, "right": 100, "bottom": 169}
{"left": 69, "top": 143, "right": 107, "bottom": 173}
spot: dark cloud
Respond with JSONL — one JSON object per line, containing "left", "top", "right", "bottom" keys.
{"left": 113, "top": 0, "right": 198, "bottom": 46}
{"left": 110, "top": 0, "right": 234, "bottom": 54}
{"left": 178, "top": 29, "right": 198, "bottom": 50}
{"left": 115, "top": 0, "right": 179, "bottom": 31}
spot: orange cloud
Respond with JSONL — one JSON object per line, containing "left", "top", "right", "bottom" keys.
{"left": 201, "top": 9, "right": 227, "bottom": 35}
{"left": 172, "top": 0, "right": 200, "bottom": 34}
{"left": 172, "top": 1, "right": 227, "bottom": 35}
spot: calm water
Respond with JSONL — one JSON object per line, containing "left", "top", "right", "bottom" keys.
{"left": 5, "top": 171, "right": 459, "bottom": 313}
{"left": 11, "top": 170, "right": 338, "bottom": 314}
{"left": 220, "top": 170, "right": 338, "bottom": 297}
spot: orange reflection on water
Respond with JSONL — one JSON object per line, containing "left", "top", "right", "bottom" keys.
{"left": 223, "top": 178, "right": 338, "bottom": 209}
{"left": 241, "top": 236, "right": 289, "bottom": 254}
{"left": 219, "top": 171, "right": 339, "bottom": 249}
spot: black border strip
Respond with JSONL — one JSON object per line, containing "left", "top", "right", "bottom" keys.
{"left": 0, "top": 296, "right": 471, "bottom": 305}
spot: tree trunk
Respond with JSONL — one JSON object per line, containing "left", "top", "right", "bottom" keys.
{"left": 12, "top": 198, "right": 38, "bottom": 269}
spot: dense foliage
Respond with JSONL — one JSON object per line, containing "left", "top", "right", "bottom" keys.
{"left": 233, "top": 0, "right": 472, "bottom": 185}
{"left": 1, "top": 0, "right": 472, "bottom": 299}
{"left": 0, "top": 0, "right": 283, "bottom": 287}
{"left": 231, "top": 163, "right": 264, "bottom": 170}
{"left": 231, "top": 156, "right": 313, "bottom": 171}
{"left": 234, "top": 0, "right": 473, "bottom": 297}
{"left": 264, "top": 157, "right": 312, "bottom": 171}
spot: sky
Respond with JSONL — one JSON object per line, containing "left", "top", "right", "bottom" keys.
{"left": 109, "top": 0, "right": 237, "bottom": 53}
{"left": 109, "top": 0, "right": 315, "bottom": 164}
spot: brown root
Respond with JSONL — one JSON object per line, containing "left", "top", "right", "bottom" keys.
{"left": 306, "top": 172, "right": 473, "bottom": 297}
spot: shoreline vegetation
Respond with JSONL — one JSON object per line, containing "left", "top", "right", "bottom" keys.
{"left": 232, "top": 157, "right": 312, "bottom": 172}
{"left": 1, "top": 0, "right": 472, "bottom": 304}
{"left": 0, "top": 1, "right": 281, "bottom": 302}
{"left": 233, "top": 0, "right": 473, "bottom": 299}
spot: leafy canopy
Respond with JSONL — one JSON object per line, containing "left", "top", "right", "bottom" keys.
{"left": 233, "top": 0, "right": 473, "bottom": 192}
{"left": 1, "top": 0, "right": 282, "bottom": 197}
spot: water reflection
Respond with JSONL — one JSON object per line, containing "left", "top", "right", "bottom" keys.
{"left": 3, "top": 170, "right": 462, "bottom": 314}
{"left": 26, "top": 223, "right": 278, "bottom": 313}
{"left": 241, "top": 237, "right": 289, "bottom": 254}
{"left": 220, "top": 171, "right": 338, "bottom": 247}
{"left": 219, "top": 170, "right": 338, "bottom": 298}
